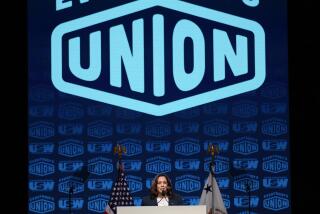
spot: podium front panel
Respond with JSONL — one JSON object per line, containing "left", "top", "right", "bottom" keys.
{"left": 117, "top": 205, "right": 206, "bottom": 214}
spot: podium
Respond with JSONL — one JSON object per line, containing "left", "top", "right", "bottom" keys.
{"left": 117, "top": 205, "right": 206, "bottom": 214}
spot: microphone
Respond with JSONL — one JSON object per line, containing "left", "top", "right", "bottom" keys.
{"left": 161, "top": 189, "right": 166, "bottom": 196}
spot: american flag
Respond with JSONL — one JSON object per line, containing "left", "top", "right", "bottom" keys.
{"left": 104, "top": 161, "right": 134, "bottom": 214}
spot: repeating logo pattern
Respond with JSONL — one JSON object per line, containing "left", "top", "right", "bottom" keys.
{"left": 28, "top": 95, "right": 290, "bottom": 213}
{"left": 28, "top": 86, "right": 290, "bottom": 213}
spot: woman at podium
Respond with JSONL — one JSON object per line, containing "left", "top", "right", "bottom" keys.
{"left": 142, "top": 174, "right": 184, "bottom": 206}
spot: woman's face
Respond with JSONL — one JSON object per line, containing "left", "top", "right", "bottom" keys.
{"left": 156, "top": 176, "right": 168, "bottom": 195}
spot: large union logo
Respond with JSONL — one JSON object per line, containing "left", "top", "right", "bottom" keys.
{"left": 51, "top": 0, "right": 265, "bottom": 116}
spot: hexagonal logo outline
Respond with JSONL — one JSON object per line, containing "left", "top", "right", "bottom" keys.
{"left": 52, "top": 0, "right": 265, "bottom": 116}
{"left": 175, "top": 177, "right": 201, "bottom": 193}
{"left": 175, "top": 138, "right": 200, "bottom": 156}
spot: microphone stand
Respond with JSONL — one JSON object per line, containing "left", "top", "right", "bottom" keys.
{"left": 229, "top": 166, "right": 251, "bottom": 214}
{"left": 68, "top": 183, "right": 74, "bottom": 214}
{"left": 245, "top": 180, "right": 252, "bottom": 214}
{"left": 68, "top": 164, "right": 90, "bottom": 214}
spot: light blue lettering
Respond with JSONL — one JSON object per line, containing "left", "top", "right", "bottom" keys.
{"left": 69, "top": 31, "right": 101, "bottom": 81}
{"left": 110, "top": 19, "right": 145, "bottom": 93}
{"left": 153, "top": 14, "right": 165, "bottom": 96}
{"left": 56, "top": 0, "right": 72, "bottom": 11}
{"left": 242, "top": 0, "right": 260, "bottom": 7}
{"left": 213, "top": 29, "right": 248, "bottom": 81}
{"left": 173, "top": 19, "right": 205, "bottom": 91}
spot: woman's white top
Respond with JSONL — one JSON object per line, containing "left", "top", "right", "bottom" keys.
{"left": 157, "top": 197, "right": 169, "bottom": 206}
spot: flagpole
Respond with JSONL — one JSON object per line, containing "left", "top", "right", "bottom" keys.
{"left": 105, "top": 144, "right": 133, "bottom": 214}
{"left": 114, "top": 144, "right": 126, "bottom": 169}
{"left": 208, "top": 145, "right": 219, "bottom": 214}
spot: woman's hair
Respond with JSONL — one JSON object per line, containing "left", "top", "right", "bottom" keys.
{"left": 150, "top": 174, "right": 173, "bottom": 198}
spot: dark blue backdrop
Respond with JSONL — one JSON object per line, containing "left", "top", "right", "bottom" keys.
{"left": 28, "top": 0, "right": 289, "bottom": 213}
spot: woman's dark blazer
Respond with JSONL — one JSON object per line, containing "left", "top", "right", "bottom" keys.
{"left": 141, "top": 193, "right": 184, "bottom": 206}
